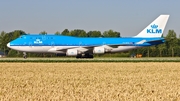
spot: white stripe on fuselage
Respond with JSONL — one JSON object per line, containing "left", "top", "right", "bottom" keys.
{"left": 9, "top": 45, "right": 142, "bottom": 53}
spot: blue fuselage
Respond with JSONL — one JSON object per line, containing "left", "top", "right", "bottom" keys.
{"left": 9, "top": 35, "right": 164, "bottom": 47}
{"left": 7, "top": 35, "right": 165, "bottom": 56}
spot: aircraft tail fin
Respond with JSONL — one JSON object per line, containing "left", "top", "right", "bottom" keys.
{"left": 134, "top": 15, "right": 169, "bottom": 38}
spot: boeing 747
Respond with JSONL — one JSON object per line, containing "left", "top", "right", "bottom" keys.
{"left": 7, "top": 15, "right": 169, "bottom": 58}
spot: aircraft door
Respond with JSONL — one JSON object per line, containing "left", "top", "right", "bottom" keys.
{"left": 29, "top": 42, "right": 32, "bottom": 48}
{"left": 103, "top": 42, "right": 106, "bottom": 45}
{"left": 79, "top": 42, "right": 82, "bottom": 46}
{"left": 51, "top": 42, "right": 55, "bottom": 47}
{"left": 22, "top": 42, "right": 27, "bottom": 48}
{"left": 42, "top": 36, "right": 46, "bottom": 41}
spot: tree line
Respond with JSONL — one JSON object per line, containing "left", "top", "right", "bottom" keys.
{"left": 0, "top": 29, "right": 179, "bottom": 57}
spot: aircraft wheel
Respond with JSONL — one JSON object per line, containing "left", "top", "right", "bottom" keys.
{"left": 88, "top": 54, "right": 94, "bottom": 58}
{"left": 23, "top": 52, "right": 27, "bottom": 59}
{"left": 76, "top": 54, "right": 82, "bottom": 59}
{"left": 84, "top": 54, "right": 93, "bottom": 58}
{"left": 23, "top": 55, "right": 27, "bottom": 59}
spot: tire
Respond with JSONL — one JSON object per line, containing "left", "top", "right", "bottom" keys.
{"left": 76, "top": 54, "right": 82, "bottom": 59}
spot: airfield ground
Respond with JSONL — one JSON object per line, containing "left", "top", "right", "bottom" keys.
{"left": 0, "top": 62, "right": 180, "bottom": 100}
{"left": 1, "top": 57, "right": 180, "bottom": 62}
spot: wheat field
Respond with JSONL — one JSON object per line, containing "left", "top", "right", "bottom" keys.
{"left": 0, "top": 63, "right": 180, "bottom": 101}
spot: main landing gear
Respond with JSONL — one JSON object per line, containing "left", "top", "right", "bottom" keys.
{"left": 23, "top": 52, "right": 27, "bottom": 59}
{"left": 76, "top": 53, "right": 94, "bottom": 59}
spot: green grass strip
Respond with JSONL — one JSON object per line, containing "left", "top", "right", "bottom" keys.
{"left": 1, "top": 59, "right": 180, "bottom": 62}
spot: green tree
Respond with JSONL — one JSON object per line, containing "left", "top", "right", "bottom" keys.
{"left": 149, "top": 46, "right": 158, "bottom": 57}
{"left": 62, "top": 29, "right": 69, "bottom": 36}
{"left": 87, "top": 31, "right": 101, "bottom": 37}
{"left": 12, "top": 31, "right": 20, "bottom": 40}
{"left": 69, "top": 29, "right": 87, "bottom": 37}
{"left": 103, "top": 30, "right": 120, "bottom": 37}
{"left": 157, "top": 43, "right": 166, "bottom": 57}
{"left": 0, "top": 31, "right": 6, "bottom": 54}
{"left": 7, "top": 50, "right": 22, "bottom": 57}
{"left": 39, "top": 31, "right": 47, "bottom": 35}
{"left": 55, "top": 31, "right": 60, "bottom": 35}
{"left": 7, "top": 30, "right": 26, "bottom": 40}
{"left": 2, "top": 30, "right": 26, "bottom": 56}
{"left": 165, "top": 30, "right": 178, "bottom": 57}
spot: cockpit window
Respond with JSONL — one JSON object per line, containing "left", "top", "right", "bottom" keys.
{"left": 19, "top": 36, "right": 23, "bottom": 38}
{"left": 19, "top": 35, "right": 26, "bottom": 39}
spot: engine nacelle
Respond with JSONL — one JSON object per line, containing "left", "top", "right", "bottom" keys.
{"left": 93, "top": 47, "right": 105, "bottom": 54}
{"left": 66, "top": 49, "right": 78, "bottom": 56}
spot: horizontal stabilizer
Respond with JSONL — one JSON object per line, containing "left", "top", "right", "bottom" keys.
{"left": 146, "top": 39, "right": 165, "bottom": 44}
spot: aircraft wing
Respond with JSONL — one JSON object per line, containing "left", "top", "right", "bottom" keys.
{"left": 55, "top": 45, "right": 110, "bottom": 52}
{"left": 52, "top": 44, "right": 128, "bottom": 53}
{"left": 48, "top": 46, "right": 95, "bottom": 53}
{"left": 49, "top": 40, "right": 160, "bottom": 53}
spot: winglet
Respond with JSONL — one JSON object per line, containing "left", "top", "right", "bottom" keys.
{"left": 134, "top": 15, "right": 169, "bottom": 38}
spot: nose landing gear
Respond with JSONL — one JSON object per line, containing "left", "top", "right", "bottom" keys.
{"left": 23, "top": 52, "right": 27, "bottom": 59}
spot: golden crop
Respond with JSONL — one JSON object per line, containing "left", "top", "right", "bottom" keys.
{"left": 0, "top": 63, "right": 180, "bottom": 100}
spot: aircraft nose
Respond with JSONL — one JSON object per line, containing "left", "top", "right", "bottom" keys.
{"left": 7, "top": 43, "right": 10, "bottom": 48}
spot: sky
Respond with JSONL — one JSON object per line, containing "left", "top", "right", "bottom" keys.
{"left": 0, "top": 0, "right": 179, "bottom": 37}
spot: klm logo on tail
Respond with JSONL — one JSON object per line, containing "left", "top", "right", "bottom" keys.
{"left": 147, "top": 24, "right": 162, "bottom": 34}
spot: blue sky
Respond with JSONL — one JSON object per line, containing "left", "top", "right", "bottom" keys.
{"left": 0, "top": 0, "right": 179, "bottom": 37}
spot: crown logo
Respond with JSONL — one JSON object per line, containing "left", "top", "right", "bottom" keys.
{"left": 151, "top": 24, "right": 158, "bottom": 29}
{"left": 34, "top": 39, "right": 42, "bottom": 44}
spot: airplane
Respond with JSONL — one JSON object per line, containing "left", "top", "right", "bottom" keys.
{"left": 7, "top": 15, "right": 169, "bottom": 58}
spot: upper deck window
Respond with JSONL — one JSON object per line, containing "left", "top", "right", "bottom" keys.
{"left": 19, "top": 36, "right": 23, "bottom": 38}
{"left": 19, "top": 35, "right": 26, "bottom": 39}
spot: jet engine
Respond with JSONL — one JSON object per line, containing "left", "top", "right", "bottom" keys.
{"left": 66, "top": 49, "right": 78, "bottom": 56}
{"left": 93, "top": 47, "right": 105, "bottom": 54}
